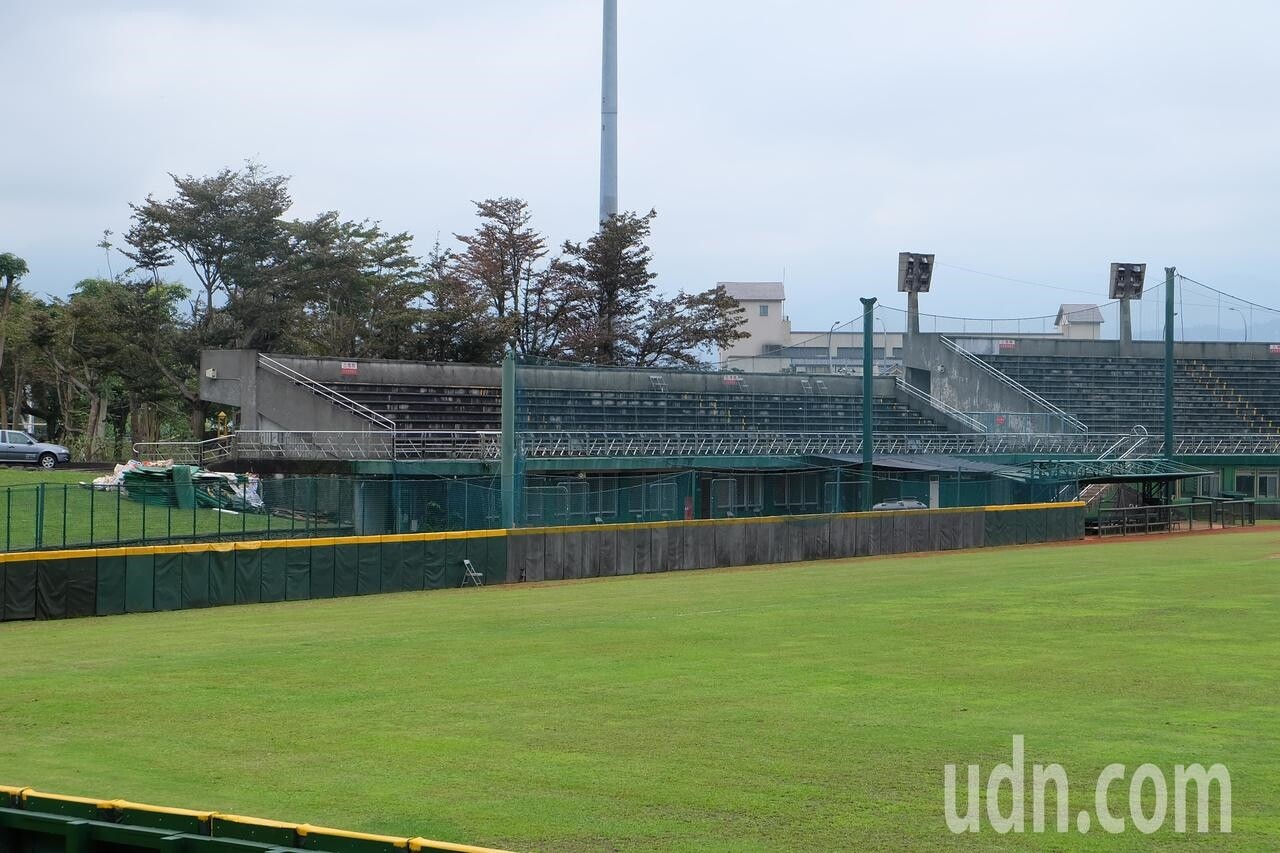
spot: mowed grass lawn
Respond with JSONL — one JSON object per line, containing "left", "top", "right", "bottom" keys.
{"left": 1, "top": 530, "right": 1277, "bottom": 851}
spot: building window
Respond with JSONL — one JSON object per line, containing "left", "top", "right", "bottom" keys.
{"left": 759, "top": 304, "right": 769, "bottom": 317}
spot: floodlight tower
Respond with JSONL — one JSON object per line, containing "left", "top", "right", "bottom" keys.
{"left": 1109, "top": 262, "right": 1147, "bottom": 352}
{"left": 599, "top": 0, "right": 618, "bottom": 223}
{"left": 898, "top": 252, "right": 934, "bottom": 336}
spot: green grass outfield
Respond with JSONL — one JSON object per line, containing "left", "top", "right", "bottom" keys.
{"left": 1, "top": 530, "right": 1277, "bottom": 851}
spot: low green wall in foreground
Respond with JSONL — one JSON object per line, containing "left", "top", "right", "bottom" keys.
{"left": 0, "top": 503, "right": 1085, "bottom": 623}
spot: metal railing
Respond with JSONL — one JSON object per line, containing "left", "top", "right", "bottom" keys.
{"left": 518, "top": 430, "right": 1129, "bottom": 459}
{"left": 894, "top": 377, "right": 987, "bottom": 433}
{"left": 258, "top": 354, "right": 396, "bottom": 431}
{"left": 940, "top": 336, "right": 1089, "bottom": 433}
{"left": 235, "top": 430, "right": 501, "bottom": 460}
{"left": 133, "top": 435, "right": 236, "bottom": 465}
{"left": 135, "top": 429, "right": 1280, "bottom": 465}
{"left": 1089, "top": 499, "right": 1255, "bottom": 537}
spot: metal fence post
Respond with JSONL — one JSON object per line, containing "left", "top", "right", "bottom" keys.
{"left": 35, "top": 483, "right": 44, "bottom": 549}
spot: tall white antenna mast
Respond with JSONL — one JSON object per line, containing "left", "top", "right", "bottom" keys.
{"left": 599, "top": 0, "right": 618, "bottom": 223}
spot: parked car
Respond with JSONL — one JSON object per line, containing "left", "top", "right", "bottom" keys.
{"left": 0, "top": 430, "right": 71, "bottom": 468}
{"left": 871, "top": 498, "right": 929, "bottom": 511}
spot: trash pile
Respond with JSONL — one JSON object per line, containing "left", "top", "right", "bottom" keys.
{"left": 88, "top": 461, "right": 264, "bottom": 512}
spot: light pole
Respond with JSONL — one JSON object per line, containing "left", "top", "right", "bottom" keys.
{"left": 828, "top": 320, "right": 841, "bottom": 374}
{"left": 1227, "top": 306, "right": 1248, "bottom": 341}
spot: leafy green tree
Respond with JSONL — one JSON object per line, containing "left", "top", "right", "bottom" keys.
{"left": 0, "top": 253, "right": 30, "bottom": 413}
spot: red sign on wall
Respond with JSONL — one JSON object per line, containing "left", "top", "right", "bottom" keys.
{"left": 1269, "top": 344, "right": 1280, "bottom": 356}
{"left": 998, "top": 339, "right": 1016, "bottom": 351}
{"left": 340, "top": 361, "right": 358, "bottom": 376}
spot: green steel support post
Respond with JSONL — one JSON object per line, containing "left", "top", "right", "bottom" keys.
{"left": 500, "top": 348, "right": 517, "bottom": 528}
{"left": 1164, "top": 266, "right": 1176, "bottom": 460}
{"left": 860, "top": 297, "right": 877, "bottom": 511}
{"left": 36, "top": 482, "right": 45, "bottom": 549}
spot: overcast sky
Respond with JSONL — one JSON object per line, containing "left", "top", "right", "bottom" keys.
{"left": 3, "top": 0, "right": 1278, "bottom": 331}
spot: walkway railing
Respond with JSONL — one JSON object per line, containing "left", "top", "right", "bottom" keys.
{"left": 940, "top": 336, "right": 1089, "bottom": 433}
{"left": 133, "top": 435, "right": 235, "bottom": 465}
{"left": 258, "top": 354, "right": 396, "bottom": 431}
{"left": 236, "top": 430, "right": 501, "bottom": 460}
{"left": 134, "top": 430, "right": 1280, "bottom": 464}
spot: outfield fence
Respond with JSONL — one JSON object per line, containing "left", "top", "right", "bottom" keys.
{"left": 0, "top": 786, "right": 510, "bottom": 853}
{"left": 0, "top": 468, "right": 1052, "bottom": 555}
{"left": 0, "top": 502, "right": 1085, "bottom": 623}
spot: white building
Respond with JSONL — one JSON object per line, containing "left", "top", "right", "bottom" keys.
{"left": 717, "top": 282, "right": 905, "bottom": 374}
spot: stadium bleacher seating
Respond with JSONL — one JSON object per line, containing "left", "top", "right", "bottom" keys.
{"left": 977, "top": 354, "right": 1280, "bottom": 434}
{"left": 325, "top": 381, "right": 945, "bottom": 433}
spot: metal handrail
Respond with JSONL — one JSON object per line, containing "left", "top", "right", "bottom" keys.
{"left": 235, "top": 429, "right": 501, "bottom": 461}
{"left": 939, "top": 336, "right": 1089, "bottom": 433}
{"left": 258, "top": 354, "right": 396, "bottom": 431}
{"left": 894, "top": 377, "right": 987, "bottom": 433}
{"left": 132, "top": 435, "right": 235, "bottom": 465}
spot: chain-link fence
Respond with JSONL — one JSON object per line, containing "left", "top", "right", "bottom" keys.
{"left": 0, "top": 467, "right": 1068, "bottom": 553}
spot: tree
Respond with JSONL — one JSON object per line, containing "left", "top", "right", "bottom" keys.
{"left": 289, "top": 213, "right": 425, "bottom": 359}
{"left": 635, "top": 286, "right": 748, "bottom": 366}
{"left": 0, "top": 253, "right": 30, "bottom": 415}
{"left": 559, "top": 211, "right": 748, "bottom": 366}
{"left": 127, "top": 162, "right": 292, "bottom": 342}
{"left": 417, "top": 242, "right": 508, "bottom": 363}
{"left": 559, "top": 210, "right": 658, "bottom": 364}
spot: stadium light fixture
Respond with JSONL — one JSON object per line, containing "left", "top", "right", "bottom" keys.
{"left": 1108, "top": 263, "right": 1147, "bottom": 300}
{"left": 897, "top": 253, "right": 934, "bottom": 293}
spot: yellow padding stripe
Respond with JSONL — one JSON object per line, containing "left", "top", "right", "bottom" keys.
{"left": 409, "top": 837, "right": 516, "bottom": 853}
{"left": 212, "top": 813, "right": 299, "bottom": 829}
{"left": 984, "top": 501, "right": 1085, "bottom": 512}
{"left": 21, "top": 790, "right": 113, "bottom": 809}
{"left": 3, "top": 787, "right": 511, "bottom": 852}
{"left": 297, "top": 824, "right": 409, "bottom": 847}
{"left": 111, "top": 799, "right": 214, "bottom": 820}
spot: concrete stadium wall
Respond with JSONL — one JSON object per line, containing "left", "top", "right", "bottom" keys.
{"left": 0, "top": 786, "right": 507, "bottom": 853}
{"left": 0, "top": 504, "right": 1084, "bottom": 624}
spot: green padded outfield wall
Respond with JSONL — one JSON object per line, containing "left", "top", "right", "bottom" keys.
{"left": 0, "top": 503, "right": 1083, "bottom": 623}
{"left": 0, "top": 785, "right": 512, "bottom": 852}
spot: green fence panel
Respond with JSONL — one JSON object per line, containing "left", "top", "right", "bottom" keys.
{"left": 124, "top": 553, "right": 155, "bottom": 613}
{"left": 983, "top": 510, "right": 1010, "bottom": 548}
{"left": 260, "top": 547, "right": 287, "bottom": 603}
{"left": 0, "top": 561, "right": 7, "bottom": 621}
{"left": 402, "top": 538, "right": 426, "bottom": 591}
{"left": 935, "top": 513, "right": 961, "bottom": 551}
{"left": 479, "top": 533, "right": 509, "bottom": 585}
{"left": 909, "top": 512, "right": 932, "bottom": 554}
{"left": 210, "top": 815, "right": 298, "bottom": 846}
{"left": 35, "top": 557, "right": 67, "bottom": 620}
{"left": 115, "top": 804, "right": 206, "bottom": 834}
{"left": 180, "top": 549, "right": 210, "bottom": 609}
{"left": 309, "top": 544, "right": 336, "bottom": 599}
{"left": 234, "top": 547, "right": 262, "bottom": 605}
{"left": 286, "top": 546, "right": 312, "bottom": 600}
{"left": 650, "top": 525, "right": 670, "bottom": 571}
{"left": 378, "top": 541, "right": 404, "bottom": 593}
{"left": 614, "top": 528, "right": 636, "bottom": 575}
{"left": 153, "top": 551, "right": 182, "bottom": 611}
{"left": 65, "top": 557, "right": 96, "bottom": 619}
{"left": 508, "top": 533, "right": 539, "bottom": 583}
{"left": 96, "top": 554, "right": 126, "bottom": 616}
{"left": 594, "top": 528, "right": 618, "bottom": 577}
{"left": 355, "top": 541, "right": 381, "bottom": 595}
{"left": 333, "top": 542, "right": 359, "bottom": 597}
{"left": 631, "top": 526, "right": 651, "bottom": 575}
{"left": 21, "top": 793, "right": 102, "bottom": 819}
{"left": 442, "top": 535, "right": 469, "bottom": 588}
{"left": 209, "top": 548, "right": 235, "bottom": 607}
{"left": 801, "top": 516, "right": 830, "bottom": 561}
{"left": 422, "top": 537, "right": 449, "bottom": 588}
